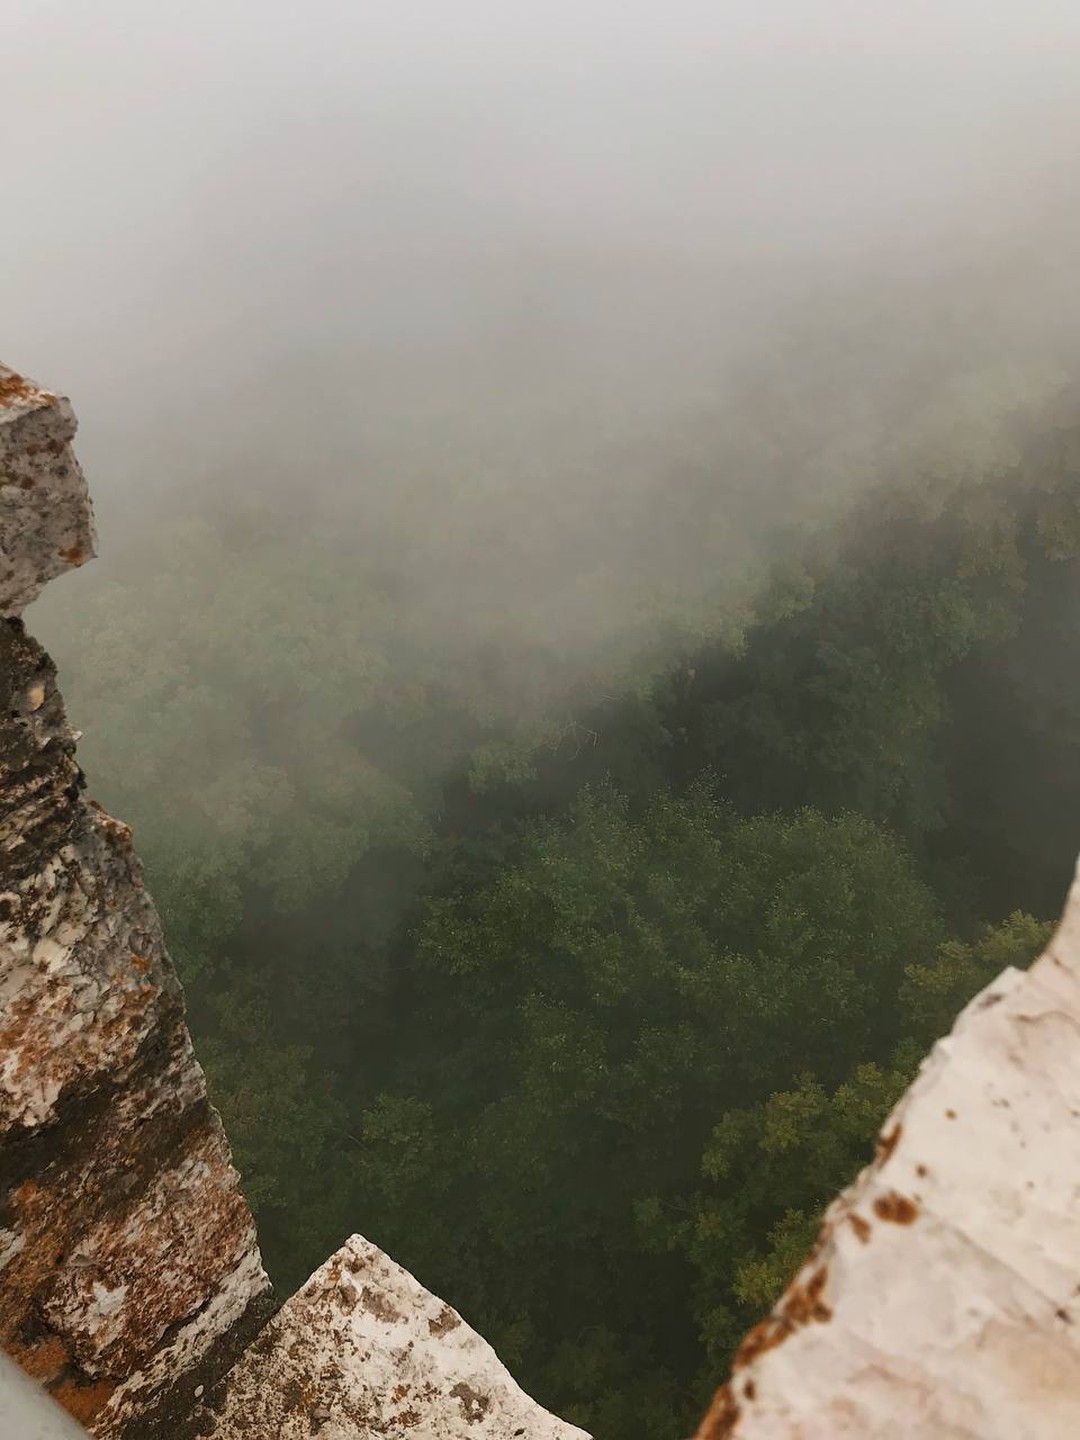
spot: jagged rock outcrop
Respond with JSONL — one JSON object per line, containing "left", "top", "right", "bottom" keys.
{"left": 0, "top": 370, "right": 273, "bottom": 1435}
{"left": 0, "top": 368, "right": 95, "bottom": 616}
{"left": 0, "top": 366, "right": 589, "bottom": 1440}
{"left": 696, "top": 862, "right": 1080, "bottom": 1440}
{"left": 194, "top": 1235, "right": 590, "bottom": 1440}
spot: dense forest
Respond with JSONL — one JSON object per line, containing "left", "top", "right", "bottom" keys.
{"left": 38, "top": 379, "right": 1080, "bottom": 1439}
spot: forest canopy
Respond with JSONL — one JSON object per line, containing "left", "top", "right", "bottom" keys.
{"left": 38, "top": 386, "right": 1080, "bottom": 1438}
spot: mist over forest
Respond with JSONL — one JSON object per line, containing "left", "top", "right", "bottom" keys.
{"left": 9, "top": 2, "right": 1080, "bottom": 1434}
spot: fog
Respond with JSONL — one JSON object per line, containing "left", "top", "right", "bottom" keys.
{"left": 11, "top": 10, "right": 1080, "bottom": 1419}
{"left": 9, "top": 0, "right": 1080, "bottom": 690}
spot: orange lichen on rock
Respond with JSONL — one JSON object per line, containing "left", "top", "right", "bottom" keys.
{"left": 0, "top": 369, "right": 54, "bottom": 407}
{"left": 50, "top": 1375, "right": 116, "bottom": 1426}
{"left": 9, "top": 1333, "right": 71, "bottom": 1386}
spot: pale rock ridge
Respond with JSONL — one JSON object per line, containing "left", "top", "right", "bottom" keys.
{"left": 197, "top": 1234, "right": 591, "bottom": 1440}
{"left": 696, "top": 860, "right": 1080, "bottom": 1440}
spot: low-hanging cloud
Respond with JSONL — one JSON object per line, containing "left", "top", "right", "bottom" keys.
{"left": 10, "top": 0, "right": 1080, "bottom": 708}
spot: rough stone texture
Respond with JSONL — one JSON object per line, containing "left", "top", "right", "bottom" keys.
{"left": 0, "top": 364, "right": 586, "bottom": 1440}
{"left": 0, "top": 370, "right": 272, "bottom": 1436}
{"left": 198, "top": 1234, "right": 590, "bottom": 1440}
{"left": 695, "top": 860, "right": 1080, "bottom": 1440}
{"left": 0, "top": 368, "right": 96, "bottom": 616}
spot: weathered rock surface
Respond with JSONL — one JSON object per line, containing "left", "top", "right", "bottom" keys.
{"left": 696, "top": 861, "right": 1080, "bottom": 1440}
{"left": 0, "top": 368, "right": 95, "bottom": 616}
{"left": 0, "top": 1346, "right": 93, "bottom": 1438}
{"left": 0, "top": 365, "right": 588, "bottom": 1440}
{"left": 199, "top": 1234, "right": 590, "bottom": 1440}
{"left": 0, "top": 370, "right": 272, "bottom": 1436}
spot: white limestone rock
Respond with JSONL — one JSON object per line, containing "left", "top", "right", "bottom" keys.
{"left": 204, "top": 1234, "right": 592, "bottom": 1440}
{"left": 696, "top": 860, "right": 1080, "bottom": 1440}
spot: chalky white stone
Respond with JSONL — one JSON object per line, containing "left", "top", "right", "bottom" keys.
{"left": 696, "top": 862, "right": 1080, "bottom": 1439}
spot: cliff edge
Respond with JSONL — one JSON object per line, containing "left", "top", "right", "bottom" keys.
{"left": 5, "top": 364, "right": 1080, "bottom": 1439}
{"left": 0, "top": 366, "right": 587, "bottom": 1440}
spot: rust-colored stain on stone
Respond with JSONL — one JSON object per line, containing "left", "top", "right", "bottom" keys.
{"left": 732, "top": 1316, "right": 789, "bottom": 1371}
{"left": 428, "top": 1304, "right": 461, "bottom": 1337}
{"left": 848, "top": 1212, "right": 872, "bottom": 1244}
{"left": 694, "top": 1382, "right": 741, "bottom": 1439}
{"left": 779, "top": 1265, "right": 833, "bottom": 1327}
{"left": 876, "top": 1121, "right": 902, "bottom": 1163}
{"left": 51, "top": 1375, "right": 117, "bottom": 1425}
{"left": 450, "top": 1380, "right": 491, "bottom": 1423}
{"left": 872, "top": 1192, "right": 920, "bottom": 1225}
{"left": 43, "top": 1123, "right": 260, "bottom": 1378}
{"left": 0, "top": 370, "right": 54, "bottom": 407}
{"left": 731, "top": 1265, "right": 833, "bottom": 1376}
{"left": 9, "top": 1332, "right": 70, "bottom": 1386}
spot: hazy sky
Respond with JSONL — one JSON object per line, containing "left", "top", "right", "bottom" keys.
{"left": 10, "top": 3, "right": 1078, "bottom": 386}
{"left": 10, "top": 1, "right": 1080, "bottom": 664}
